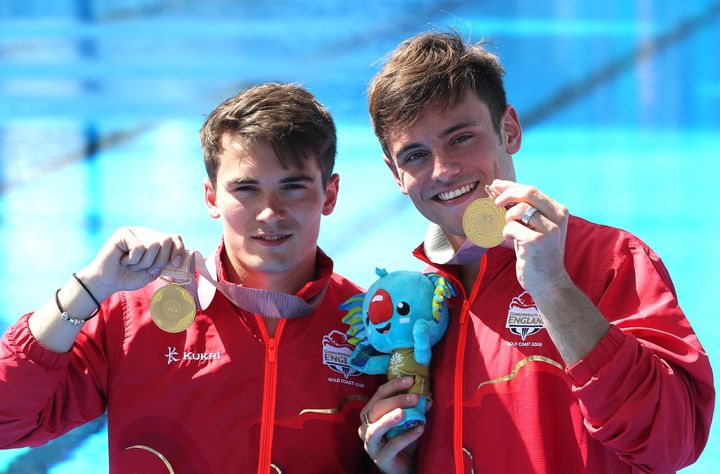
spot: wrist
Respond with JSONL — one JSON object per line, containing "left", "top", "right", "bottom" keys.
{"left": 525, "top": 269, "right": 574, "bottom": 304}
{"left": 55, "top": 288, "right": 95, "bottom": 325}
{"left": 75, "top": 266, "right": 115, "bottom": 303}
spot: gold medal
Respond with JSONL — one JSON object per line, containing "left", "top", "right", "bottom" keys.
{"left": 462, "top": 198, "right": 507, "bottom": 248}
{"left": 150, "top": 283, "right": 196, "bottom": 333}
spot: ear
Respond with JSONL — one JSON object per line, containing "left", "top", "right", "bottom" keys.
{"left": 382, "top": 154, "right": 408, "bottom": 195}
{"left": 204, "top": 177, "right": 221, "bottom": 219}
{"left": 501, "top": 105, "right": 522, "bottom": 154}
{"left": 321, "top": 173, "right": 340, "bottom": 216}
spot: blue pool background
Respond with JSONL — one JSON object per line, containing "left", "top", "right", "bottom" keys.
{"left": 0, "top": 0, "right": 718, "bottom": 471}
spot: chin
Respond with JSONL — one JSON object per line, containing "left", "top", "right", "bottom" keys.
{"left": 252, "top": 260, "right": 293, "bottom": 275}
{"left": 429, "top": 216, "right": 463, "bottom": 235}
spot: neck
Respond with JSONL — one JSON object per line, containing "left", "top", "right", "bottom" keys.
{"left": 446, "top": 231, "right": 467, "bottom": 252}
{"left": 221, "top": 253, "right": 315, "bottom": 295}
{"left": 458, "top": 260, "right": 481, "bottom": 294}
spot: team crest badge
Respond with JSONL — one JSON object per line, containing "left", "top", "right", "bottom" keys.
{"left": 505, "top": 291, "right": 545, "bottom": 340}
{"left": 322, "top": 330, "right": 361, "bottom": 379}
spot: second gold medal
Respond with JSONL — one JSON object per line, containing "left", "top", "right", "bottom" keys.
{"left": 462, "top": 198, "right": 507, "bottom": 248}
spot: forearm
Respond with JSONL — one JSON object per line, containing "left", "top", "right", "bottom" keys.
{"left": 538, "top": 284, "right": 713, "bottom": 469}
{"left": 531, "top": 274, "right": 610, "bottom": 366}
{"left": 28, "top": 268, "right": 110, "bottom": 353}
{"left": 569, "top": 325, "right": 714, "bottom": 470}
{"left": 0, "top": 313, "right": 107, "bottom": 448}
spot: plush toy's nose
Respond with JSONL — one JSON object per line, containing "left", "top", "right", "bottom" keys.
{"left": 368, "top": 289, "right": 393, "bottom": 325}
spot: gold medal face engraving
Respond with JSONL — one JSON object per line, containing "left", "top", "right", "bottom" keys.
{"left": 150, "top": 283, "right": 196, "bottom": 333}
{"left": 462, "top": 198, "right": 507, "bottom": 248}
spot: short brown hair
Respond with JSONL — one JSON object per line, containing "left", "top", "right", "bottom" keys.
{"left": 200, "top": 83, "right": 336, "bottom": 186}
{"left": 368, "top": 30, "right": 507, "bottom": 156}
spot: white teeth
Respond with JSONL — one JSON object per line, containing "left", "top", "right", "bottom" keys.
{"left": 259, "top": 235, "right": 286, "bottom": 241}
{"left": 437, "top": 183, "right": 476, "bottom": 201}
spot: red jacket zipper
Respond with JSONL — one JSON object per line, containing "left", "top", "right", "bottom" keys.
{"left": 256, "top": 317, "right": 286, "bottom": 474}
{"left": 453, "top": 254, "right": 487, "bottom": 474}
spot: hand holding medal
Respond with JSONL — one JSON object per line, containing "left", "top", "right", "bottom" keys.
{"left": 479, "top": 180, "right": 572, "bottom": 295}
{"left": 86, "top": 227, "right": 322, "bottom": 336}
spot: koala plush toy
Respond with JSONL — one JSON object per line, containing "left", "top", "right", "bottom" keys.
{"left": 341, "top": 269, "right": 455, "bottom": 439}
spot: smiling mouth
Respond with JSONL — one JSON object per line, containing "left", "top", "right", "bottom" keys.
{"left": 435, "top": 182, "right": 478, "bottom": 202}
{"left": 252, "top": 234, "right": 291, "bottom": 242}
{"left": 375, "top": 322, "right": 391, "bottom": 334}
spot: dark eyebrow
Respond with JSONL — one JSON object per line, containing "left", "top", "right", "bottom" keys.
{"left": 279, "top": 175, "right": 314, "bottom": 184}
{"left": 394, "top": 121, "right": 477, "bottom": 160}
{"left": 226, "top": 175, "right": 314, "bottom": 186}
{"left": 227, "top": 177, "right": 257, "bottom": 186}
{"left": 440, "top": 122, "right": 475, "bottom": 138}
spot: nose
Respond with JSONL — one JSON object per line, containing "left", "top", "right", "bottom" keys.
{"left": 256, "top": 194, "right": 286, "bottom": 224}
{"left": 368, "top": 289, "right": 394, "bottom": 325}
{"left": 430, "top": 152, "right": 460, "bottom": 182}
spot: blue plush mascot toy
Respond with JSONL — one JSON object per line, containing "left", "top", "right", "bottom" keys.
{"left": 341, "top": 269, "right": 455, "bottom": 438}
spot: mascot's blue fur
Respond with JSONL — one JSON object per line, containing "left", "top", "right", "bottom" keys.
{"left": 341, "top": 269, "right": 455, "bottom": 438}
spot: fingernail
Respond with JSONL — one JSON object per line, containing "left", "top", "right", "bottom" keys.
{"left": 403, "top": 376, "right": 414, "bottom": 385}
{"left": 173, "top": 256, "right": 182, "bottom": 267}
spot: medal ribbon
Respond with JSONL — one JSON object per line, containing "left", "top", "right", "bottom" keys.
{"left": 162, "top": 250, "right": 325, "bottom": 319}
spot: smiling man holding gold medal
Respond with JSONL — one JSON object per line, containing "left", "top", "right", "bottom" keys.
{"left": 0, "top": 83, "right": 381, "bottom": 472}
{"left": 357, "top": 31, "right": 715, "bottom": 474}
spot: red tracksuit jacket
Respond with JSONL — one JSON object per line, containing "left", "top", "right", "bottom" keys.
{"left": 0, "top": 246, "right": 380, "bottom": 473}
{"left": 415, "top": 216, "right": 714, "bottom": 473}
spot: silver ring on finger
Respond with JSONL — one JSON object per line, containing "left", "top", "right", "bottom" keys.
{"left": 363, "top": 411, "right": 371, "bottom": 427}
{"left": 521, "top": 206, "right": 539, "bottom": 226}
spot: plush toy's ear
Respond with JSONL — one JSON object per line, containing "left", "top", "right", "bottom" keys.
{"left": 340, "top": 293, "right": 369, "bottom": 347}
{"left": 425, "top": 273, "right": 457, "bottom": 321}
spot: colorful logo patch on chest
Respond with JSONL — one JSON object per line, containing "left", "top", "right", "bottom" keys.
{"left": 505, "top": 291, "right": 545, "bottom": 341}
{"left": 322, "top": 330, "right": 361, "bottom": 379}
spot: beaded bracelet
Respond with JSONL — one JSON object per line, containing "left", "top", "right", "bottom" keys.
{"left": 55, "top": 289, "right": 84, "bottom": 326}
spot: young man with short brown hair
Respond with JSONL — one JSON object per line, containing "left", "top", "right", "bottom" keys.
{"left": 359, "top": 31, "right": 714, "bottom": 474}
{"left": 0, "top": 83, "right": 380, "bottom": 473}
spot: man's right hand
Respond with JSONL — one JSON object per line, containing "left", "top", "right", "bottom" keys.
{"left": 360, "top": 376, "right": 426, "bottom": 474}
{"left": 28, "top": 226, "right": 187, "bottom": 353}
{"left": 80, "top": 226, "right": 188, "bottom": 302}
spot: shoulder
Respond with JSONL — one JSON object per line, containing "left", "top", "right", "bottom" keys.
{"left": 565, "top": 215, "right": 674, "bottom": 298}
{"left": 327, "top": 272, "right": 365, "bottom": 297}
{"left": 315, "top": 273, "right": 366, "bottom": 314}
{"left": 566, "top": 215, "right": 656, "bottom": 260}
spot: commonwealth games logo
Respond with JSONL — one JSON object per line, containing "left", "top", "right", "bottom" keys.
{"left": 322, "top": 330, "right": 361, "bottom": 379}
{"left": 505, "top": 291, "right": 545, "bottom": 341}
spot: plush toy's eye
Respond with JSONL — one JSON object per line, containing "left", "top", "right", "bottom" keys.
{"left": 396, "top": 302, "right": 410, "bottom": 316}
